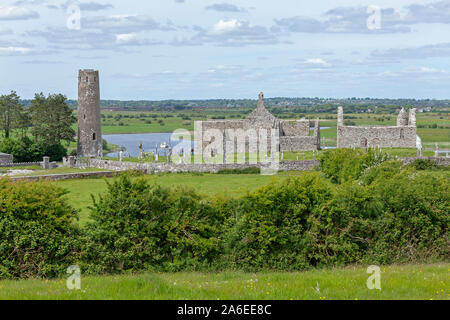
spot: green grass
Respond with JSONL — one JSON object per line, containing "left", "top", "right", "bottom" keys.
{"left": 57, "top": 173, "right": 296, "bottom": 225}
{"left": 0, "top": 263, "right": 447, "bottom": 300}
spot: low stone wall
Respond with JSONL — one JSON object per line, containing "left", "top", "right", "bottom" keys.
{"left": 0, "top": 162, "right": 41, "bottom": 168}
{"left": 10, "top": 171, "right": 118, "bottom": 182}
{"left": 0, "top": 153, "right": 13, "bottom": 165}
{"left": 85, "top": 159, "right": 320, "bottom": 173}
{"left": 400, "top": 157, "right": 450, "bottom": 166}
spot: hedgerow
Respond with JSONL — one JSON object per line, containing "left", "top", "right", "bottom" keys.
{"left": 0, "top": 149, "right": 448, "bottom": 279}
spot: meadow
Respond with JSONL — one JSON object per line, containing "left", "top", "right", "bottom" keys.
{"left": 0, "top": 263, "right": 447, "bottom": 300}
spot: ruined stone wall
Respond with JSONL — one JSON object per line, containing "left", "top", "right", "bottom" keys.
{"left": 337, "top": 126, "right": 416, "bottom": 148}
{"left": 86, "top": 159, "right": 320, "bottom": 173}
{"left": 0, "top": 153, "right": 13, "bottom": 165}
{"left": 77, "top": 69, "right": 102, "bottom": 157}
{"left": 195, "top": 93, "right": 320, "bottom": 153}
{"left": 280, "top": 136, "right": 319, "bottom": 152}
{"left": 280, "top": 120, "right": 310, "bottom": 136}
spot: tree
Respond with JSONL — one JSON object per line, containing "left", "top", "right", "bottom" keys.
{"left": 0, "top": 91, "right": 26, "bottom": 138}
{"left": 29, "top": 93, "right": 76, "bottom": 146}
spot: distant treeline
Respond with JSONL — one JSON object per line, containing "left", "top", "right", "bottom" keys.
{"left": 19, "top": 97, "right": 450, "bottom": 113}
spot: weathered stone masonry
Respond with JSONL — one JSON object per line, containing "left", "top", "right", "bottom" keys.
{"left": 337, "top": 106, "right": 417, "bottom": 149}
{"left": 195, "top": 92, "right": 321, "bottom": 157}
{"left": 77, "top": 69, "right": 103, "bottom": 157}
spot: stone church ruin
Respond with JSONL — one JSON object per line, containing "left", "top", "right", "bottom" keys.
{"left": 194, "top": 92, "right": 321, "bottom": 161}
{"left": 337, "top": 106, "right": 417, "bottom": 149}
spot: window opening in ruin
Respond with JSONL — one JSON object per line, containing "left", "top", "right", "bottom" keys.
{"left": 93, "top": 132, "right": 96, "bottom": 141}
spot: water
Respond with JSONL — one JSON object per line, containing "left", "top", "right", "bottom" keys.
{"left": 103, "top": 133, "right": 191, "bottom": 157}
{"left": 104, "top": 127, "right": 332, "bottom": 158}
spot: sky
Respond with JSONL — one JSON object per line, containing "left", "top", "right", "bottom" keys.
{"left": 1, "top": 0, "right": 450, "bottom": 100}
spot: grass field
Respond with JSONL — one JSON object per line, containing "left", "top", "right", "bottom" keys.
{"left": 0, "top": 263, "right": 447, "bottom": 300}
{"left": 57, "top": 173, "right": 296, "bottom": 225}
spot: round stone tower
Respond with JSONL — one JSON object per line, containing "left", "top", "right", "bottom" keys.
{"left": 77, "top": 69, "right": 102, "bottom": 157}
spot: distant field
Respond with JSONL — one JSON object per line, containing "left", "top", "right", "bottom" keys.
{"left": 0, "top": 263, "right": 447, "bottom": 300}
{"left": 74, "top": 110, "right": 449, "bottom": 149}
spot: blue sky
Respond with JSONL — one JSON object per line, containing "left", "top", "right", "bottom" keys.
{"left": 1, "top": 0, "right": 450, "bottom": 100}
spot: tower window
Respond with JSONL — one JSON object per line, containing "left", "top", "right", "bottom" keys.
{"left": 94, "top": 77, "right": 96, "bottom": 82}
{"left": 86, "top": 76, "right": 89, "bottom": 82}
{"left": 83, "top": 114, "right": 86, "bottom": 120}
{"left": 93, "top": 132, "right": 96, "bottom": 141}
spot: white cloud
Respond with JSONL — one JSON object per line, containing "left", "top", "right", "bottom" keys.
{"left": 0, "top": 6, "right": 39, "bottom": 20}
{"left": 304, "top": 58, "right": 331, "bottom": 67}
{"left": 210, "top": 19, "right": 241, "bottom": 34}
{"left": 0, "top": 46, "right": 32, "bottom": 55}
{"left": 116, "top": 33, "right": 136, "bottom": 43}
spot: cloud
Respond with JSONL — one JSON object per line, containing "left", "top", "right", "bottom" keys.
{"left": 115, "top": 33, "right": 162, "bottom": 46}
{"left": 59, "top": 1, "right": 114, "bottom": 11}
{"left": 370, "top": 43, "right": 450, "bottom": 60}
{"left": 172, "top": 19, "right": 282, "bottom": 47}
{"left": 275, "top": 7, "right": 410, "bottom": 34}
{"left": 27, "top": 13, "right": 174, "bottom": 51}
{"left": 0, "top": 26, "right": 13, "bottom": 35}
{"left": 82, "top": 14, "right": 174, "bottom": 33}
{"left": 403, "top": 0, "right": 450, "bottom": 24}
{"left": 0, "top": 46, "right": 33, "bottom": 55}
{"left": 0, "top": 6, "right": 40, "bottom": 20}
{"left": 304, "top": 58, "right": 331, "bottom": 67}
{"left": 275, "top": 1, "right": 450, "bottom": 35}
{"left": 205, "top": 3, "right": 247, "bottom": 13}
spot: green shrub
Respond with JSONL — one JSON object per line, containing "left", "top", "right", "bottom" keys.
{"left": 217, "top": 167, "right": 261, "bottom": 174}
{"left": 408, "top": 159, "right": 439, "bottom": 171}
{"left": 0, "top": 179, "right": 81, "bottom": 279}
{"left": 83, "top": 176, "right": 226, "bottom": 273}
{"left": 319, "top": 148, "right": 390, "bottom": 183}
{"left": 222, "top": 173, "right": 334, "bottom": 270}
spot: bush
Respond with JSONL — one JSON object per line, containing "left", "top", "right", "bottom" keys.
{"left": 0, "top": 179, "right": 81, "bottom": 279}
{"left": 83, "top": 176, "right": 226, "bottom": 273}
{"left": 319, "top": 148, "right": 390, "bottom": 184}
{"left": 0, "top": 137, "right": 41, "bottom": 162}
{"left": 217, "top": 167, "right": 261, "bottom": 174}
{"left": 408, "top": 159, "right": 439, "bottom": 171}
{"left": 222, "top": 173, "right": 334, "bottom": 270}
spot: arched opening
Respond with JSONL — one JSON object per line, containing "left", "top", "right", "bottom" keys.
{"left": 86, "top": 76, "right": 88, "bottom": 82}
{"left": 92, "top": 132, "right": 96, "bottom": 141}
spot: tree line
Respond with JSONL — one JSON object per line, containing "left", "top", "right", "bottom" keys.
{"left": 0, "top": 91, "right": 76, "bottom": 162}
